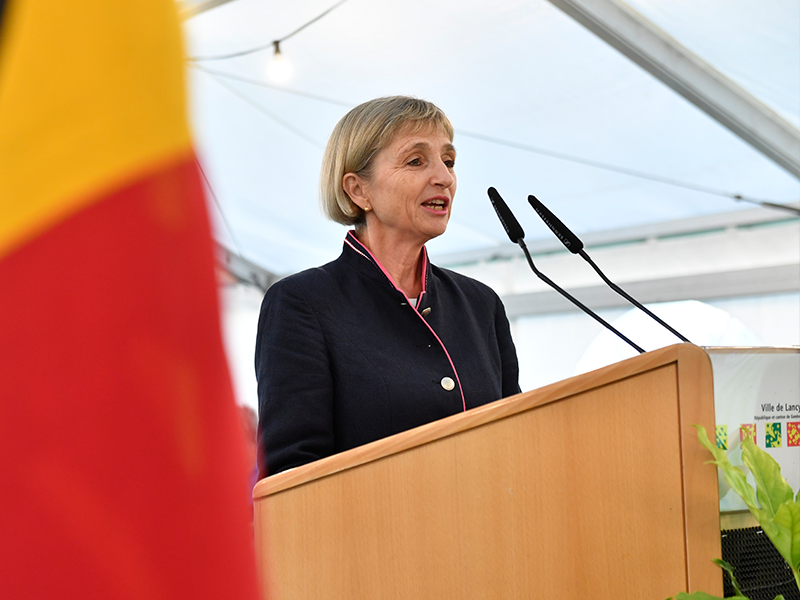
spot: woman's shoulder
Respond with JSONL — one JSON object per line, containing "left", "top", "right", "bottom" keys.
{"left": 271, "top": 264, "right": 329, "bottom": 288}
{"left": 262, "top": 256, "right": 348, "bottom": 305}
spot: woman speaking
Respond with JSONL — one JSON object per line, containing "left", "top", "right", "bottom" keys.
{"left": 255, "top": 96, "right": 520, "bottom": 477}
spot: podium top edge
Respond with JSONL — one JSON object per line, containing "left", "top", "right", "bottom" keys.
{"left": 703, "top": 346, "right": 800, "bottom": 354}
{"left": 253, "top": 344, "right": 714, "bottom": 499}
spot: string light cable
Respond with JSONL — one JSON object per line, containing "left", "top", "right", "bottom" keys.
{"left": 186, "top": 0, "right": 351, "bottom": 63}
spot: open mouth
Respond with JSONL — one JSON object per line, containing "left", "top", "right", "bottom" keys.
{"left": 422, "top": 198, "right": 448, "bottom": 212}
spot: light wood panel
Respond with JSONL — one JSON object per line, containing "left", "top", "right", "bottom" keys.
{"left": 254, "top": 343, "right": 720, "bottom": 599}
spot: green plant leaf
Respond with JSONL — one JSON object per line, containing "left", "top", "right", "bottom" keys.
{"left": 695, "top": 425, "right": 764, "bottom": 521}
{"left": 690, "top": 427, "right": 800, "bottom": 600}
{"left": 712, "top": 558, "right": 744, "bottom": 597}
{"left": 767, "top": 501, "right": 800, "bottom": 572}
{"left": 740, "top": 435, "right": 793, "bottom": 520}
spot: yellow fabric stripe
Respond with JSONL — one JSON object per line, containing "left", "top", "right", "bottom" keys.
{"left": 0, "top": 0, "right": 193, "bottom": 259}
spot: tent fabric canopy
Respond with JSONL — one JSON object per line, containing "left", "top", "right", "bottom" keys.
{"left": 182, "top": 0, "right": 799, "bottom": 277}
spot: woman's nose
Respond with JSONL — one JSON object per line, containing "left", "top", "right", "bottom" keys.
{"left": 431, "top": 160, "right": 455, "bottom": 187}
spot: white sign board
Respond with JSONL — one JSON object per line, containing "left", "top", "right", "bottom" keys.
{"left": 707, "top": 347, "right": 800, "bottom": 513}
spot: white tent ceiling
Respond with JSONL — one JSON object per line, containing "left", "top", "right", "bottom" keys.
{"left": 182, "top": 0, "right": 800, "bottom": 277}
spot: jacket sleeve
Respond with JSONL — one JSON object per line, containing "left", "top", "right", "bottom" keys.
{"left": 254, "top": 278, "right": 334, "bottom": 478}
{"left": 494, "top": 292, "right": 521, "bottom": 398}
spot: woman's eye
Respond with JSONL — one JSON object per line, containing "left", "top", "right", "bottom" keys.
{"left": 407, "top": 158, "right": 422, "bottom": 166}
{"left": 444, "top": 159, "right": 455, "bottom": 168}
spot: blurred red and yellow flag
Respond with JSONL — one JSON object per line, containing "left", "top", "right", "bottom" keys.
{"left": 0, "top": 1, "right": 262, "bottom": 598}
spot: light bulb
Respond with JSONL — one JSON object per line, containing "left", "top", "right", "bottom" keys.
{"left": 266, "top": 41, "right": 293, "bottom": 84}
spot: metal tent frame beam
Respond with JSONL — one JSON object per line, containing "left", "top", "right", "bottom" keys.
{"left": 547, "top": 0, "right": 800, "bottom": 180}
{"left": 216, "top": 244, "right": 280, "bottom": 292}
{"left": 501, "top": 264, "right": 800, "bottom": 318}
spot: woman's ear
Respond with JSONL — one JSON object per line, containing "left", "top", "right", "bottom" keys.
{"left": 342, "top": 173, "right": 370, "bottom": 212}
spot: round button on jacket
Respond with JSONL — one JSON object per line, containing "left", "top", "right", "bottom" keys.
{"left": 440, "top": 376, "right": 455, "bottom": 391}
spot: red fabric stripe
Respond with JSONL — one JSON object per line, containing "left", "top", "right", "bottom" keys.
{"left": 0, "top": 154, "right": 261, "bottom": 599}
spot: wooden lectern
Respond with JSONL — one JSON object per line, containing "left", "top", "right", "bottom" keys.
{"left": 253, "top": 344, "right": 722, "bottom": 599}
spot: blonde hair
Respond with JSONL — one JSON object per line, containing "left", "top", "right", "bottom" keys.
{"left": 320, "top": 96, "right": 454, "bottom": 226}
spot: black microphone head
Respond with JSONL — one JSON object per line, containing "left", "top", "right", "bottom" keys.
{"left": 487, "top": 187, "right": 525, "bottom": 243}
{"left": 527, "top": 194, "right": 583, "bottom": 254}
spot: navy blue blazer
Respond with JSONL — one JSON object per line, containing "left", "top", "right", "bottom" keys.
{"left": 255, "top": 232, "right": 520, "bottom": 477}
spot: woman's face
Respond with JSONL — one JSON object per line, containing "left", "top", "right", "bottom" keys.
{"left": 352, "top": 123, "right": 456, "bottom": 246}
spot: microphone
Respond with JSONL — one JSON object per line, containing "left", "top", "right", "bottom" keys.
{"left": 488, "top": 187, "right": 525, "bottom": 243}
{"left": 527, "top": 194, "right": 691, "bottom": 344}
{"left": 487, "top": 187, "right": 645, "bottom": 354}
